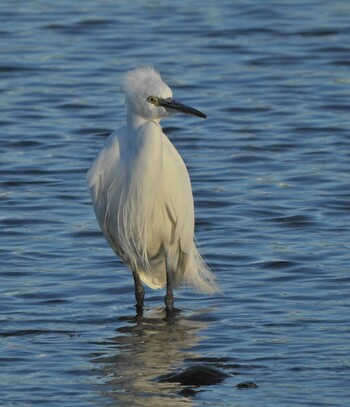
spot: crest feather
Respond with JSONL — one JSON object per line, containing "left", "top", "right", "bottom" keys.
{"left": 124, "top": 66, "right": 162, "bottom": 98}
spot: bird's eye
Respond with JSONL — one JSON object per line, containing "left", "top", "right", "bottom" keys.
{"left": 147, "top": 96, "right": 159, "bottom": 105}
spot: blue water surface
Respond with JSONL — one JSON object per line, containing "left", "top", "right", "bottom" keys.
{"left": 1, "top": 0, "right": 350, "bottom": 406}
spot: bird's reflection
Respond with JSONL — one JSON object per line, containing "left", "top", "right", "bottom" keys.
{"left": 93, "top": 308, "right": 209, "bottom": 406}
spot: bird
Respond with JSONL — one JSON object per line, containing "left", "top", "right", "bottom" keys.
{"left": 87, "top": 66, "right": 218, "bottom": 317}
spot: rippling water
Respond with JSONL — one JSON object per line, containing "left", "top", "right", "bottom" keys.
{"left": 1, "top": 0, "right": 350, "bottom": 405}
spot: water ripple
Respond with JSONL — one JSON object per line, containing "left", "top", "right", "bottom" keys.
{"left": 1, "top": 0, "right": 350, "bottom": 406}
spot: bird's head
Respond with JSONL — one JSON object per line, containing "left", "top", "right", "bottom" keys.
{"left": 124, "top": 66, "right": 206, "bottom": 121}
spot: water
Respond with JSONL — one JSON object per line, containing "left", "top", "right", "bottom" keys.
{"left": 1, "top": 0, "right": 350, "bottom": 405}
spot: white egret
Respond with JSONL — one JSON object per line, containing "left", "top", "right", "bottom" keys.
{"left": 87, "top": 66, "right": 218, "bottom": 317}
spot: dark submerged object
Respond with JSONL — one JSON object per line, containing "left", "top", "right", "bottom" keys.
{"left": 236, "top": 381, "right": 258, "bottom": 389}
{"left": 157, "top": 363, "right": 229, "bottom": 387}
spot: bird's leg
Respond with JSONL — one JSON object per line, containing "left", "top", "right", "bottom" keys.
{"left": 164, "top": 250, "right": 174, "bottom": 318}
{"left": 133, "top": 270, "right": 144, "bottom": 316}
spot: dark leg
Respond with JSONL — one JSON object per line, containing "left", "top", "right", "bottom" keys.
{"left": 164, "top": 250, "right": 174, "bottom": 318}
{"left": 133, "top": 271, "right": 144, "bottom": 316}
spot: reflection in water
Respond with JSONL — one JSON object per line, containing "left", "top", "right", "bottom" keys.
{"left": 93, "top": 309, "right": 209, "bottom": 406}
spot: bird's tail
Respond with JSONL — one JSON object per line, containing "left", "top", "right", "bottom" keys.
{"left": 184, "top": 244, "right": 220, "bottom": 294}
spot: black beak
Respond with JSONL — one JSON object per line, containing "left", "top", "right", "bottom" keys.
{"left": 159, "top": 98, "right": 207, "bottom": 119}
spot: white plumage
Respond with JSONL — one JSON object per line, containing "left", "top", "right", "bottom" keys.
{"left": 87, "top": 66, "right": 218, "bottom": 315}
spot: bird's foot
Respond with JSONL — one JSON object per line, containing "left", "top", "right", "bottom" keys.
{"left": 135, "top": 302, "right": 144, "bottom": 317}
{"left": 133, "top": 271, "right": 145, "bottom": 317}
{"left": 164, "top": 291, "right": 174, "bottom": 319}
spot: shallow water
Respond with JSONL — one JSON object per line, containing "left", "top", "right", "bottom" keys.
{"left": 1, "top": 0, "right": 350, "bottom": 405}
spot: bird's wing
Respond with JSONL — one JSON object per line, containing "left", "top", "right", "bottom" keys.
{"left": 162, "top": 133, "right": 195, "bottom": 255}
{"left": 86, "top": 131, "right": 122, "bottom": 236}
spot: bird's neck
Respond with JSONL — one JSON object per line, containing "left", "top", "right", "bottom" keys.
{"left": 125, "top": 113, "right": 164, "bottom": 184}
{"left": 127, "top": 112, "right": 160, "bottom": 130}
{"left": 126, "top": 113, "right": 162, "bottom": 148}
